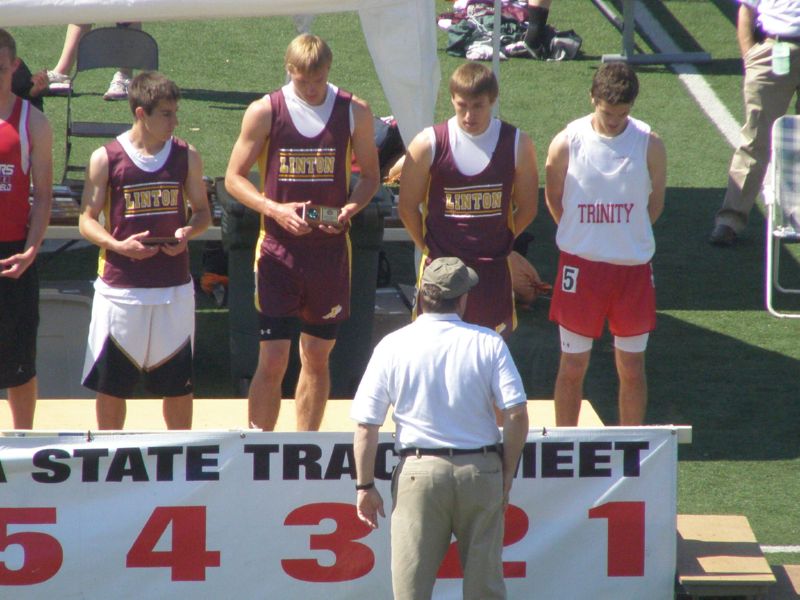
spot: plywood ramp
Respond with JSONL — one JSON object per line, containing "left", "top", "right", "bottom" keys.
{"left": 0, "top": 399, "right": 603, "bottom": 432}
{"left": 677, "top": 514, "right": 777, "bottom": 599}
{"left": 768, "top": 565, "right": 800, "bottom": 599}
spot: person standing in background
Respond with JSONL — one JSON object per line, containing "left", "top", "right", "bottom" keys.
{"left": 709, "top": 0, "right": 800, "bottom": 246}
{"left": 46, "top": 23, "right": 143, "bottom": 100}
{"left": 524, "top": 0, "right": 553, "bottom": 58}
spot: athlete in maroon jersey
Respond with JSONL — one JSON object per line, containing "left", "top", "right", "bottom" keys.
{"left": 79, "top": 71, "right": 210, "bottom": 430}
{"left": 225, "top": 34, "right": 379, "bottom": 432}
{"left": 96, "top": 136, "right": 192, "bottom": 289}
{"left": 0, "top": 29, "right": 53, "bottom": 429}
{"left": 399, "top": 62, "right": 538, "bottom": 338}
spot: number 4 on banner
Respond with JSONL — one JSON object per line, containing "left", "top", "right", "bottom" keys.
{"left": 127, "top": 506, "right": 221, "bottom": 581}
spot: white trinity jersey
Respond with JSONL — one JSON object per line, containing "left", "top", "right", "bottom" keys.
{"left": 557, "top": 114, "right": 654, "bottom": 265}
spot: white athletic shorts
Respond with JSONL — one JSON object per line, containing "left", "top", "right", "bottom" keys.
{"left": 82, "top": 283, "right": 195, "bottom": 396}
{"left": 559, "top": 325, "right": 650, "bottom": 354}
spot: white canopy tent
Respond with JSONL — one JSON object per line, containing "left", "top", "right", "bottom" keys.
{"left": 2, "top": 0, "right": 439, "bottom": 144}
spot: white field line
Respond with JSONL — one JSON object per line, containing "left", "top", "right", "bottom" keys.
{"left": 636, "top": 5, "right": 796, "bottom": 558}
{"left": 633, "top": 2, "right": 742, "bottom": 149}
{"left": 762, "top": 545, "right": 800, "bottom": 553}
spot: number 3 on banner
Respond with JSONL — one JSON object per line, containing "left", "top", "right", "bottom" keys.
{"left": 127, "top": 506, "right": 221, "bottom": 581}
{"left": 0, "top": 508, "right": 62, "bottom": 585}
{"left": 282, "top": 502, "right": 374, "bottom": 582}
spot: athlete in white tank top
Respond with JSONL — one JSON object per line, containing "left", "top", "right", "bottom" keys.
{"left": 557, "top": 114, "right": 653, "bottom": 265}
{"left": 544, "top": 61, "right": 667, "bottom": 429}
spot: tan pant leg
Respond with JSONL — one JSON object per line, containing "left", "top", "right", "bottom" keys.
{"left": 390, "top": 456, "right": 453, "bottom": 600}
{"left": 718, "top": 39, "right": 800, "bottom": 232}
{"left": 451, "top": 453, "right": 506, "bottom": 600}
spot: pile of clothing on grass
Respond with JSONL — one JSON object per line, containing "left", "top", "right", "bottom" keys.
{"left": 439, "top": 0, "right": 582, "bottom": 62}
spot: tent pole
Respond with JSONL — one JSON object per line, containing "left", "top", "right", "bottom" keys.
{"left": 492, "top": 0, "right": 501, "bottom": 117}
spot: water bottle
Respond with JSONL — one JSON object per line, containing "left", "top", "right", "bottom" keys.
{"left": 773, "top": 41, "right": 791, "bottom": 76}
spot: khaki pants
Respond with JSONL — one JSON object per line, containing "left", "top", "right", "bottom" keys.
{"left": 718, "top": 38, "right": 800, "bottom": 232}
{"left": 390, "top": 452, "right": 506, "bottom": 600}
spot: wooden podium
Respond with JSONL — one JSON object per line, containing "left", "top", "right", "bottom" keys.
{"left": 0, "top": 398, "right": 603, "bottom": 432}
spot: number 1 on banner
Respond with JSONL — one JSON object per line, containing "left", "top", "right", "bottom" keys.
{"left": 588, "top": 501, "right": 645, "bottom": 577}
{"left": 127, "top": 506, "right": 221, "bottom": 581}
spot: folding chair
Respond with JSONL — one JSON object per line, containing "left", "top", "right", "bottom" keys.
{"left": 765, "top": 115, "right": 800, "bottom": 317}
{"left": 61, "top": 26, "right": 159, "bottom": 187}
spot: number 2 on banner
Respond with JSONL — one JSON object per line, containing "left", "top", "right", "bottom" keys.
{"left": 588, "top": 501, "right": 645, "bottom": 577}
{"left": 126, "top": 506, "right": 221, "bottom": 581}
{"left": 437, "top": 504, "right": 528, "bottom": 578}
{"left": 0, "top": 508, "right": 62, "bottom": 585}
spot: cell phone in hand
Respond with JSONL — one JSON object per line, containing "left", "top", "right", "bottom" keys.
{"left": 141, "top": 236, "right": 180, "bottom": 246}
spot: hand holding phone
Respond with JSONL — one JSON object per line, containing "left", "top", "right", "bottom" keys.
{"left": 141, "top": 236, "right": 180, "bottom": 246}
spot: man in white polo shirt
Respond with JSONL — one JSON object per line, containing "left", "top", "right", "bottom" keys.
{"left": 351, "top": 256, "right": 529, "bottom": 600}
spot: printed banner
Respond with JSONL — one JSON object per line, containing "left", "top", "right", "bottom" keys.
{"left": 0, "top": 428, "right": 677, "bottom": 599}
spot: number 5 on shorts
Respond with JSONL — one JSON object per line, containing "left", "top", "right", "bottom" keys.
{"left": 561, "top": 265, "right": 579, "bottom": 293}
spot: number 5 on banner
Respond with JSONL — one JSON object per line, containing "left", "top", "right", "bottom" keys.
{"left": 0, "top": 508, "right": 62, "bottom": 585}
{"left": 127, "top": 506, "right": 221, "bottom": 581}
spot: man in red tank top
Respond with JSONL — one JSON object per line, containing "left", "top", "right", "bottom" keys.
{"left": 225, "top": 34, "right": 379, "bottom": 432}
{"left": 0, "top": 29, "right": 53, "bottom": 429}
{"left": 399, "top": 63, "right": 539, "bottom": 339}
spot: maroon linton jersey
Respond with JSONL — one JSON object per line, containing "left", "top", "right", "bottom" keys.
{"left": 0, "top": 98, "right": 32, "bottom": 242}
{"left": 259, "top": 87, "right": 353, "bottom": 246}
{"left": 424, "top": 120, "right": 517, "bottom": 263}
{"left": 98, "top": 137, "right": 191, "bottom": 288}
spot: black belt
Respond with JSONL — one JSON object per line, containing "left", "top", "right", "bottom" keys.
{"left": 768, "top": 34, "right": 800, "bottom": 44}
{"left": 399, "top": 444, "right": 500, "bottom": 458}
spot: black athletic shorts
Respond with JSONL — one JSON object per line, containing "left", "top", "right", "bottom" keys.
{"left": 258, "top": 313, "right": 339, "bottom": 341}
{"left": 0, "top": 240, "right": 39, "bottom": 389}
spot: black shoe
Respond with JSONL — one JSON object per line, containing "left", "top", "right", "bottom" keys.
{"left": 709, "top": 223, "right": 737, "bottom": 247}
{"left": 523, "top": 41, "right": 548, "bottom": 60}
